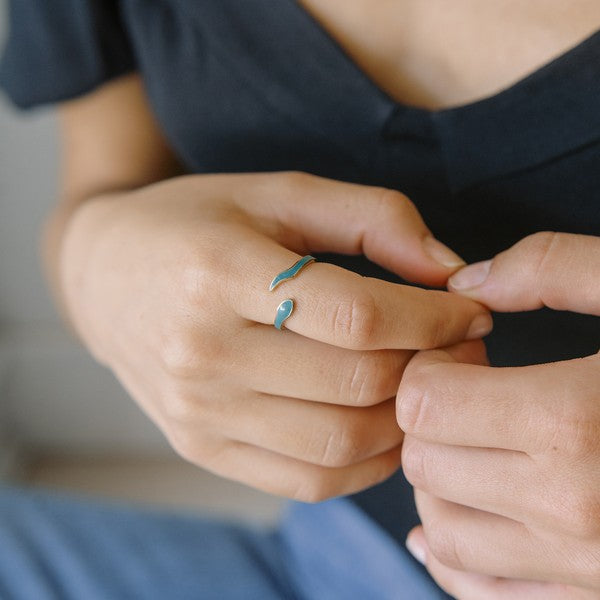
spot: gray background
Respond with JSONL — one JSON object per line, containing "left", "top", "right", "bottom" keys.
{"left": 0, "top": 0, "right": 287, "bottom": 526}
{"left": 0, "top": 0, "right": 169, "bottom": 461}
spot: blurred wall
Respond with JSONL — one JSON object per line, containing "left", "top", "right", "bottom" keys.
{"left": 0, "top": 0, "right": 169, "bottom": 458}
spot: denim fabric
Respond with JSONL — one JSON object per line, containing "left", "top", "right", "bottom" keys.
{"left": 0, "top": 485, "right": 450, "bottom": 599}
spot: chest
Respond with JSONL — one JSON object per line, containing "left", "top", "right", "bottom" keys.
{"left": 124, "top": 0, "right": 600, "bottom": 364}
{"left": 298, "top": 0, "right": 600, "bottom": 109}
{"left": 123, "top": 1, "right": 600, "bottom": 214}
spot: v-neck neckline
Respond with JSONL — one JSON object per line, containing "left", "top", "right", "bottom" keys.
{"left": 287, "top": 0, "right": 600, "bottom": 117}
{"left": 174, "top": 1, "right": 600, "bottom": 189}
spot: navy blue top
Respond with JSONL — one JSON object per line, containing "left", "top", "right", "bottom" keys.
{"left": 2, "top": 0, "right": 600, "bottom": 547}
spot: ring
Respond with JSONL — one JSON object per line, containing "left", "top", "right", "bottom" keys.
{"left": 269, "top": 255, "right": 316, "bottom": 291}
{"left": 270, "top": 255, "right": 315, "bottom": 330}
{"left": 274, "top": 299, "right": 294, "bottom": 330}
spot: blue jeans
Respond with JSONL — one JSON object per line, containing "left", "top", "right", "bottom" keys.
{"left": 0, "top": 485, "right": 450, "bottom": 599}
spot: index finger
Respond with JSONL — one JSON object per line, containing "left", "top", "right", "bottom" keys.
{"left": 222, "top": 232, "right": 492, "bottom": 350}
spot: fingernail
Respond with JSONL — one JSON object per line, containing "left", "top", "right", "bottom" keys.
{"left": 406, "top": 535, "right": 427, "bottom": 565}
{"left": 466, "top": 313, "right": 493, "bottom": 340}
{"left": 422, "top": 236, "right": 465, "bottom": 268}
{"left": 448, "top": 259, "right": 492, "bottom": 290}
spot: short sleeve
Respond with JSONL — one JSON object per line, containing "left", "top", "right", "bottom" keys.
{"left": 0, "top": 0, "right": 135, "bottom": 108}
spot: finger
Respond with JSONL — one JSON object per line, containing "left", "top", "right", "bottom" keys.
{"left": 240, "top": 171, "right": 467, "bottom": 286}
{"left": 177, "top": 430, "right": 403, "bottom": 502}
{"left": 397, "top": 347, "right": 599, "bottom": 453}
{"left": 402, "top": 437, "right": 559, "bottom": 530}
{"left": 406, "top": 527, "right": 589, "bottom": 600}
{"left": 206, "top": 393, "right": 403, "bottom": 468}
{"left": 448, "top": 232, "right": 600, "bottom": 315}
{"left": 122, "top": 350, "right": 404, "bottom": 492}
{"left": 219, "top": 231, "right": 492, "bottom": 350}
{"left": 414, "top": 491, "right": 575, "bottom": 585}
{"left": 233, "top": 324, "right": 412, "bottom": 406}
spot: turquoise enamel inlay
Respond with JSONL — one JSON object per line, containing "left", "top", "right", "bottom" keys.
{"left": 269, "top": 255, "right": 316, "bottom": 291}
{"left": 274, "top": 299, "right": 294, "bottom": 330}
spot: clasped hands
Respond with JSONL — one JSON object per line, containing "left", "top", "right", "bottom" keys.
{"left": 62, "top": 172, "right": 600, "bottom": 598}
{"left": 401, "top": 232, "right": 600, "bottom": 599}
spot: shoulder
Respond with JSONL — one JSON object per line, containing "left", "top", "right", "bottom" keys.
{"left": 0, "top": 0, "right": 135, "bottom": 108}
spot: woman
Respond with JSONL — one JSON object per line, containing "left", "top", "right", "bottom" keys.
{"left": 1, "top": 1, "right": 600, "bottom": 598}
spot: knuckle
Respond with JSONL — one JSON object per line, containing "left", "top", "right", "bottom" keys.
{"left": 159, "top": 332, "right": 202, "bottom": 379}
{"left": 351, "top": 350, "right": 402, "bottom": 406}
{"left": 168, "top": 427, "right": 200, "bottom": 464}
{"left": 408, "top": 294, "right": 456, "bottom": 350}
{"left": 180, "top": 243, "right": 227, "bottom": 307}
{"left": 422, "top": 309, "right": 452, "bottom": 349}
{"left": 520, "top": 231, "right": 564, "bottom": 306}
{"left": 275, "top": 170, "right": 313, "bottom": 193}
{"left": 426, "top": 524, "right": 467, "bottom": 571}
{"left": 168, "top": 427, "right": 223, "bottom": 469}
{"left": 372, "top": 448, "right": 403, "bottom": 484}
{"left": 370, "top": 187, "right": 415, "bottom": 221}
{"left": 396, "top": 364, "right": 434, "bottom": 434}
{"left": 401, "top": 437, "right": 429, "bottom": 488}
{"left": 317, "top": 421, "right": 363, "bottom": 467}
{"left": 523, "top": 230, "right": 557, "bottom": 249}
{"left": 291, "top": 477, "right": 334, "bottom": 504}
{"left": 347, "top": 353, "right": 376, "bottom": 406}
{"left": 522, "top": 231, "right": 558, "bottom": 258}
{"left": 182, "top": 265, "right": 211, "bottom": 307}
{"left": 239, "top": 171, "right": 314, "bottom": 214}
{"left": 332, "top": 292, "right": 378, "bottom": 350}
{"left": 159, "top": 327, "right": 224, "bottom": 381}
{"left": 347, "top": 351, "right": 395, "bottom": 406}
{"left": 161, "top": 388, "right": 197, "bottom": 426}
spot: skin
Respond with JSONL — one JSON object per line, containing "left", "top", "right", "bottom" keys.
{"left": 45, "top": 0, "right": 600, "bottom": 593}
{"left": 298, "top": 0, "right": 600, "bottom": 109}
{"left": 50, "top": 79, "right": 488, "bottom": 502}
{"left": 400, "top": 233, "right": 600, "bottom": 598}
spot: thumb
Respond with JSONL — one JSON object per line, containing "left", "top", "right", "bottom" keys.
{"left": 447, "top": 232, "right": 600, "bottom": 316}
{"left": 246, "top": 172, "right": 465, "bottom": 287}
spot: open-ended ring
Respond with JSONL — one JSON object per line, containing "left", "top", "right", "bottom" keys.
{"left": 270, "top": 255, "right": 316, "bottom": 330}
{"left": 269, "top": 255, "right": 316, "bottom": 291}
{"left": 274, "top": 299, "right": 294, "bottom": 330}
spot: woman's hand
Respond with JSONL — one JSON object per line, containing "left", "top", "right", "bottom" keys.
{"left": 398, "top": 232, "right": 600, "bottom": 598}
{"left": 60, "top": 171, "right": 489, "bottom": 500}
